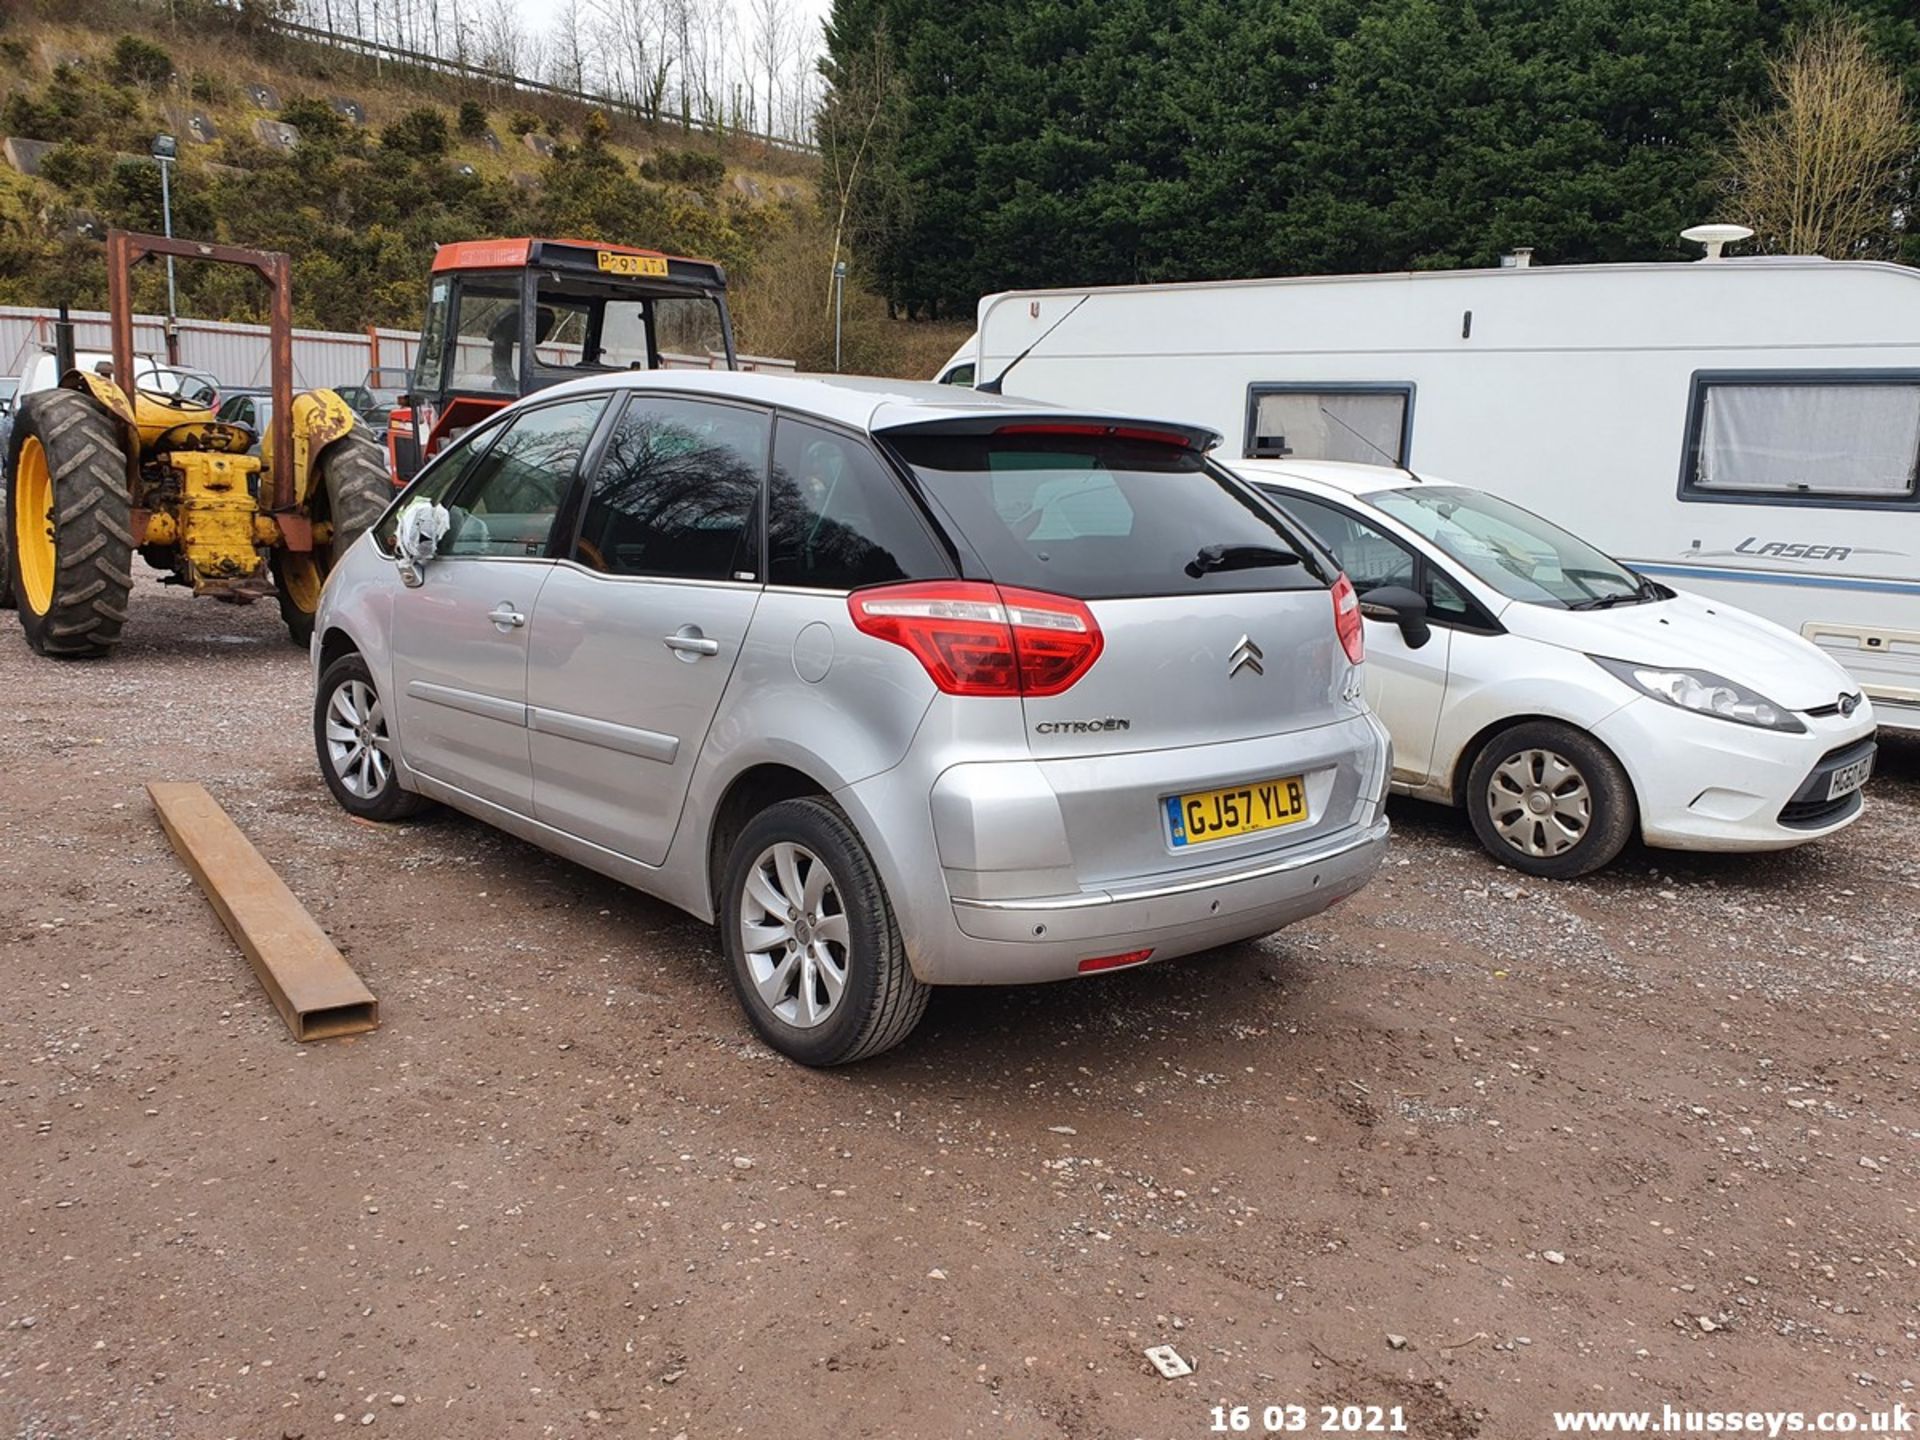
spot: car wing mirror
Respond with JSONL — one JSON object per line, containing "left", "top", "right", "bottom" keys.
{"left": 1357, "top": 584, "right": 1432, "bottom": 650}
{"left": 394, "top": 499, "right": 450, "bottom": 587}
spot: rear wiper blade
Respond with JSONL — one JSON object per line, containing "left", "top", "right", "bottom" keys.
{"left": 1185, "top": 543, "right": 1302, "bottom": 578}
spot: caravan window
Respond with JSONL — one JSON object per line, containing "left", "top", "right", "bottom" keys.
{"left": 1682, "top": 373, "right": 1920, "bottom": 505}
{"left": 1246, "top": 385, "right": 1412, "bottom": 465}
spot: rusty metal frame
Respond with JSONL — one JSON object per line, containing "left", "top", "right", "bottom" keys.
{"left": 149, "top": 781, "right": 379, "bottom": 1041}
{"left": 106, "top": 230, "right": 296, "bottom": 511}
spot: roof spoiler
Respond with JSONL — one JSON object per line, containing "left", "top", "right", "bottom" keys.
{"left": 876, "top": 414, "right": 1222, "bottom": 452}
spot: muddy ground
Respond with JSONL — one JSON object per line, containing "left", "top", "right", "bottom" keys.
{"left": 2, "top": 575, "right": 1915, "bottom": 1440}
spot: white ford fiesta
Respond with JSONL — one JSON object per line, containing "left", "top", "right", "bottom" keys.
{"left": 1232, "top": 459, "right": 1878, "bottom": 877}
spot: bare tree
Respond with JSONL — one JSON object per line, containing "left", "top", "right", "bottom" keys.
{"left": 286, "top": 0, "right": 821, "bottom": 143}
{"left": 1725, "top": 14, "right": 1915, "bottom": 258}
{"left": 552, "top": 0, "right": 589, "bottom": 95}
{"left": 747, "top": 0, "right": 794, "bottom": 147}
{"left": 817, "top": 21, "right": 906, "bottom": 307}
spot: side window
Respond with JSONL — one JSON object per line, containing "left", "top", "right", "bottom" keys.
{"left": 1248, "top": 385, "right": 1412, "bottom": 464}
{"left": 373, "top": 423, "right": 495, "bottom": 554}
{"left": 1425, "top": 570, "right": 1473, "bottom": 622}
{"left": 441, "top": 397, "right": 608, "bottom": 558}
{"left": 572, "top": 394, "right": 767, "bottom": 581}
{"left": 1683, "top": 373, "right": 1920, "bottom": 503}
{"left": 1278, "top": 490, "right": 1487, "bottom": 626}
{"left": 768, "top": 419, "right": 951, "bottom": 590}
{"left": 1273, "top": 493, "right": 1417, "bottom": 594}
{"left": 938, "top": 362, "right": 975, "bottom": 387}
{"left": 413, "top": 277, "right": 451, "bottom": 395}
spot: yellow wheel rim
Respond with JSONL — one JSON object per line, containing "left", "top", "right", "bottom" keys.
{"left": 279, "top": 552, "right": 323, "bottom": 614}
{"left": 14, "top": 436, "right": 55, "bottom": 616}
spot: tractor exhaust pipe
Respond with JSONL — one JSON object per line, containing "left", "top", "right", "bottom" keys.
{"left": 53, "top": 303, "right": 75, "bottom": 378}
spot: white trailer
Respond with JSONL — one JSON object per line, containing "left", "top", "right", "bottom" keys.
{"left": 970, "top": 256, "right": 1920, "bottom": 731}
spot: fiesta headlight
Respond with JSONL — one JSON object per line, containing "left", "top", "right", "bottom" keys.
{"left": 1591, "top": 657, "right": 1806, "bottom": 733}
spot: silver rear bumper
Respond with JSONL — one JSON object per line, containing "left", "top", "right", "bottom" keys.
{"left": 916, "top": 816, "right": 1389, "bottom": 984}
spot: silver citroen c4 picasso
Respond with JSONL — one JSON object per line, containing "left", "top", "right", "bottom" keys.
{"left": 311, "top": 372, "right": 1391, "bottom": 1064}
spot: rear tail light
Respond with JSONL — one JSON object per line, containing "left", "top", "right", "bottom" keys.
{"left": 848, "top": 581, "right": 1104, "bottom": 696}
{"left": 1332, "top": 573, "right": 1364, "bottom": 666}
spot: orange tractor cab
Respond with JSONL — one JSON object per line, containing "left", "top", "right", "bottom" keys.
{"left": 386, "top": 237, "right": 736, "bottom": 483}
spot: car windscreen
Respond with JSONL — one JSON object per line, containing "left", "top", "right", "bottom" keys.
{"left": 1367, "top": 486, "right": 1647, "bottom": 608}
{"left": 885, "top": 429, "right": 1326, "bottom": 600}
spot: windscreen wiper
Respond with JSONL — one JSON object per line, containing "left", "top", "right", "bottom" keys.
{"left": 1564, "top": 592, "right": 1642, "bottom": 611}
{"left": 1185, "top": 543, "right": 1303, "bottom": 578}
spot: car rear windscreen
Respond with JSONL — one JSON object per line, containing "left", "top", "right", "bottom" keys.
{"left": 886, "top": 431, "right": 1325, "bottom": 600}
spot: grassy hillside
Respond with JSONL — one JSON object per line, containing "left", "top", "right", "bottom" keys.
{"left": 0, "top": 1, "right": 969, "bottom": 376}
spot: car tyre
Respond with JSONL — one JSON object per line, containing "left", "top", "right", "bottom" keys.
{"left": 1465, "top": 720, "right": 1635, "bottom": 878}
{"left": 314, "top": 651, "right": 425, "bottom": 822}
{"left": 720, "top": 797, "right": 929, "bottom": 1066}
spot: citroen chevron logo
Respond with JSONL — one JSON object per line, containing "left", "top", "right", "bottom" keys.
{"left": 1228, "top": 635, "right": 1264, "bottom": 677}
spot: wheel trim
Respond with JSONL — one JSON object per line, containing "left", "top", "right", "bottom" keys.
{"left": 325, "top": 678, "right": 393, "bottom": 799}
{"left": 14, "top": 436, "right": 54, "bottom": 615}
{"left": 1487, "top": 747, "right": 1591, "bottom": 858}
{"left": 740, "top": 842, "right": 850, "bottom": 1030}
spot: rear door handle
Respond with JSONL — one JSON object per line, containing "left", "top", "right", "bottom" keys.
{"left": 663, "top": 627, "right": 720, "bottom": 658}
{"left": 488, "top": 603, "right": 526, "bottom": 631}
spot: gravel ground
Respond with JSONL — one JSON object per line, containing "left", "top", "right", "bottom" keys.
{"left": 2, "top": 573, "right": 1916, "bottom": 1440}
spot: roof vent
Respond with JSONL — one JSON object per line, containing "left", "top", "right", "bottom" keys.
{"left": 1681, "top": 223, "right": 1754, "bottom": 261}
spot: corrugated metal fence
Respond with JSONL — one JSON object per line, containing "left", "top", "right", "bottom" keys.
{"left": 0, "top": 306, "right": 793, "bottom": 389}
{"left": 0, "top": 305, "right": 415, "bottom": 390}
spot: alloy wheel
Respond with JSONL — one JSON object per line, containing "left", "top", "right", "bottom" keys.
{"left": 324, "top": 678, "right": 393, "bottom": 800}
{"left": 738, "top": 842, "right": 850, "bottom": 1029}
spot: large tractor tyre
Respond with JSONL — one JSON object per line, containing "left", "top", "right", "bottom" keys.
{"left": 274, "top": 425, "right": 391, "bottom": 649}
{"left": 5, "top": 389, "right": 134, "bottom": 657}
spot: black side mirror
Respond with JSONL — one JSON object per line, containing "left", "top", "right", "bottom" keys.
{"left": 1357, "top": 584, "right": 1432, "bottom": 650}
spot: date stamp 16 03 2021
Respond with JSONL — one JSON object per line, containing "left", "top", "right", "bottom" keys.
{"left": 1208, "top": 1403, "right": 1409, "bottom": 1434}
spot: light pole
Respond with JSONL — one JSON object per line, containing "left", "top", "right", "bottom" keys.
{"left": 151, "top": 133, "right": 179, "bottom": 365}
{"left": 832, "top": 259, "right": 847, "bottom": 373}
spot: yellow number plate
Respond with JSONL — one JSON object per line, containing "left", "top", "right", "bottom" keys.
{"left": 1166, "top": 775, "right": 1308, "bottom": 848}
{"left": 597, "top": 251, "right": 669, "bottom": 277}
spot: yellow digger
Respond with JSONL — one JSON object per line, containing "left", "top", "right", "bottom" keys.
{"left": 1, "top": 230, "right": 389, "bottom": 656}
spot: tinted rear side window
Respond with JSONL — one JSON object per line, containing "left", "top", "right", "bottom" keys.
{"left": 769, "top": 418, "right": 951, "bottom": 590}
{"left": 574, "top": 394, "right": 767, "bottom": 581}
{"left": 886, "top": 432, "right": 1323, "bottom": 599}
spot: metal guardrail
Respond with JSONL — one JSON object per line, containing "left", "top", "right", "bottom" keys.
{"left": 263, "top": 15, "right": 818, "bottom": 155}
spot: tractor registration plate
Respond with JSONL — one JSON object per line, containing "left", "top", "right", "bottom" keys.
{"left": 597, "top": 251, "right": 669, "bottom": 277}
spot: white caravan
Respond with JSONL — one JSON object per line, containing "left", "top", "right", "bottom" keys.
{"left": 966, "top": 256, "right": 1920, "bottom": 730}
